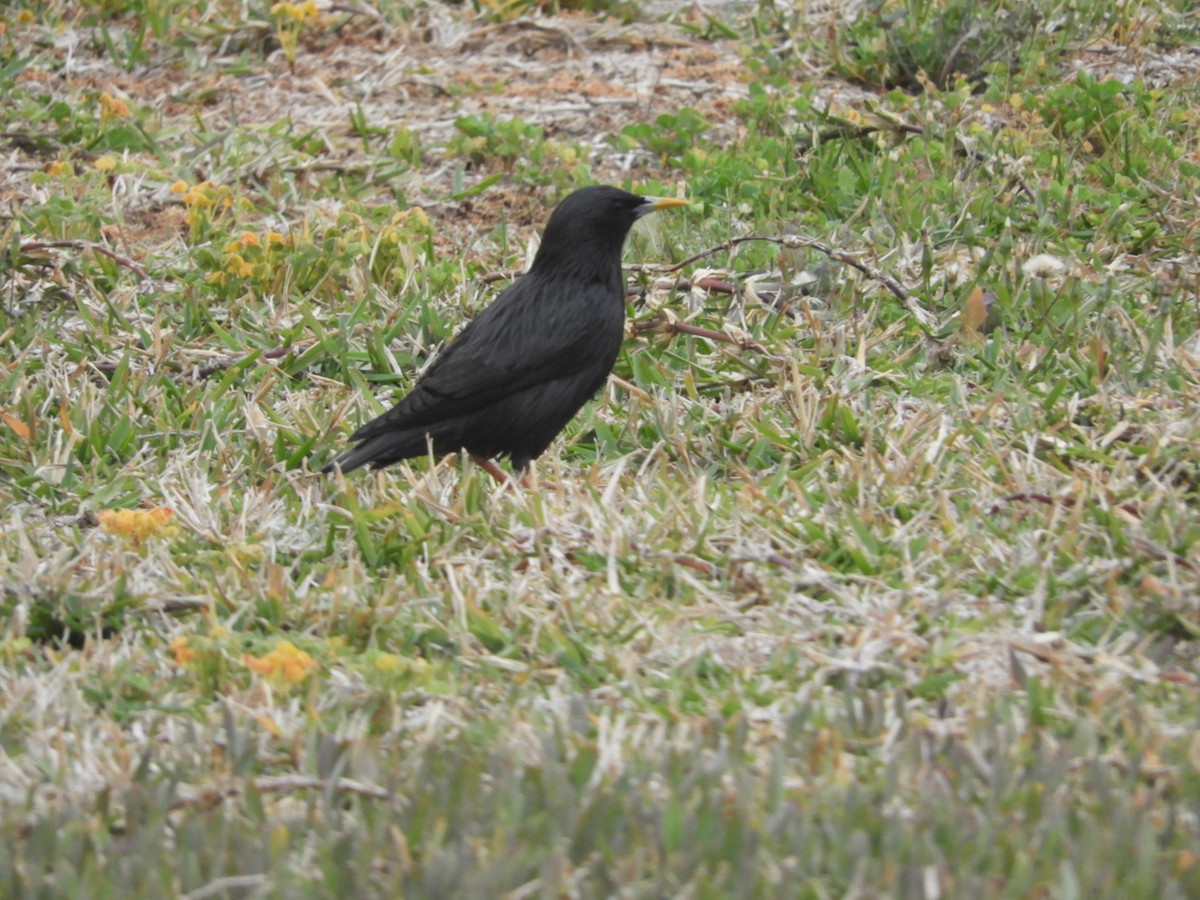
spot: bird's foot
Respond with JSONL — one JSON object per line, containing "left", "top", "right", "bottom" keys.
{"left": 468, "top": 454, "right": 557, "bottom": 490}
{"left": 469, "top": 454, "right": 511, "bottom": 484}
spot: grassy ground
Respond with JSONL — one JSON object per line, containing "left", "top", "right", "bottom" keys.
{"left": 2, "top": 0, "right": 1199, "bottom": 895}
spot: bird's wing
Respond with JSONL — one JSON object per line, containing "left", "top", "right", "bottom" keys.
{"left": 348, "top": 278, "right": 617, "bottom": 443}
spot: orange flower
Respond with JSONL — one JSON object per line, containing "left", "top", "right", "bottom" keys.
{"left": 169, "top": 636, "right": 196, "bottom": 666}
{"left": 244, "top": 641, "right": 317, "bottom": 684}
{"left": 99, "top": 92, "right": 130, "bottom": 119}
{"left": 97, "top": 507, "right": 179, "bottom": 544}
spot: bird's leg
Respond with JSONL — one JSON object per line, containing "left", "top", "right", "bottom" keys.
{"left": 517, "top": 462, "right": 558, "bottom": 490}
{"left": 469, "top": 454, "right": 511, "bottom": 484}
{"left": 465, "top": 454, "right": 555, "bottom": 489}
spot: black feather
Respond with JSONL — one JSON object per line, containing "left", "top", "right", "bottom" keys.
{"left": 322, "top": 185, "right": 685, "bottom": 475}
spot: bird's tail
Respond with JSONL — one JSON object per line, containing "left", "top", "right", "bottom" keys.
{"left": 320, "top": 430, "right": 431, "bottom": 474}
{"left": 320, "top": 444, "right": 374, "bottom": 475}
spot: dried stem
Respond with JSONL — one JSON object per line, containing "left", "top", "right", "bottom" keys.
{"left": 20, "top": 239, "right": 150, "bottom": 279}
{"left": 170, "top": 774, "right": 396, "bottom": 812}
{"left": 631, "top": 234, "right": 939, "bottom": 334}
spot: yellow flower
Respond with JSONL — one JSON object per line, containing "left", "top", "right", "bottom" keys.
{"left": 169, "top": 636, "right": 196, "bottom": 666}
{"left": 244, "top": 641, "right": 317, "bottom": 684}
{"left": 271, "top": 0, "right": 319, "bottom": 21}
{"left": 382, "top": 207, "right": 433, "bottom": 246}
{"left": 373, "top": 653, "right": 430, "bottom": 677}
{"left": 46, "top": 161, "right": 70, "bottom": 177}
{"left": 99, "top": 92, "right": 130, "bottom": 119}
{"left": 226, "top": 254, "right": 254, "bottom": 278}
{"left": 170, "top": 180, "right": 188, "bottom": 193}
{"left": 392, "top": 207, "right": 429, "bottom": 229}
{"left": 205, "top": 271, "right": 228, "bottom": 286}
{"left": 182, "top": 181, "right": 215, "bottom": 207}
{"left": 375, "top": 653, "right": 403, "bottom": 672}
{"left": 16, "top": 10, "right": 34, "bottom": 23}
{"left": 228, "top": 542, "right": 266, "bottom": 563}
{"left": 265, "top": 230, "right": 288, "bottom": 245}
{"left": 97, "top": 507, "right": 180, "bottom": 544}
{"left": 94, "top": 155, "right": 117, "bottom": 172}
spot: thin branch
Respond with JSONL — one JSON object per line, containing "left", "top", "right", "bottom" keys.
{"left": 19, "top": 240, "right": 150, "bottom": 279}
{"left": 1, "top": 131, "right": 63, "bottom": 156}
{"left": 479, "top": 269, "right": 521, "bottom": 285}
{"left": 626, "top": 235, "right": 776, "bottom": 275}
{"left": 327, "top": 2, "right": 381, "bottom": 17}
{"left": 194, "top": 345, "right": 304, "bottom": 379}
{"left": 631, "top": 234, "right": 939, "bottom": 334}
{"left": 170, "top": 774, "right": 396, "bottom": 812}
{"left": 938, "top": 26, "right": 979, "bottom": 88}
{"left": 779, "top": 234, "right": 938, "bottom": 331}
{"left": 183, "top": 875, "right": 270, "bottom": 900}
{"left": 631, "top": 316, "right": 766, "bottom": 353}
{"left": 133, "top": 597, "right": 213, "bottom": 615}
{"left": 673, "top": 553, "right": 718, "bottom": 576}
{"left": 989, "top": 491, "right": 1058, "bottom": 512}
{"left": 627, "top": 276, "right": 738, "bottom": 298}
{"left": 794, "top": 120, "right": 924, "bottom": 154}
{"left": 990, "top": 492, "right": 1146, "bottom": 522}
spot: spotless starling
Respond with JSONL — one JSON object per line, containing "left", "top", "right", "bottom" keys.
{"left": 323, "top": 185, "right": 689, "bottom": 476}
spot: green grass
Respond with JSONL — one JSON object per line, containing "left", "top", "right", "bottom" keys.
{"left": 2, "top": 0, "right": 1199, "bottom": 895}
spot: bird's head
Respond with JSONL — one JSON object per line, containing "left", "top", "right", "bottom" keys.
{"left": 531, "top": 185, "right": 688, "bottom": 276}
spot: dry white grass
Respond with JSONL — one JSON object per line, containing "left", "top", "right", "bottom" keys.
{"left": 1, "top": 0, "right": 1198, "bottom": 893}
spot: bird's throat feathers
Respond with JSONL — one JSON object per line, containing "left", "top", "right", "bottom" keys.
{"left": 530, "top": 229, "right": 628, "bottom": 283}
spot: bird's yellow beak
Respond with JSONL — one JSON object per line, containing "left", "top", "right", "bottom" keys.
{"left": 645, "top": 196, "right": 690, "bottom": 211}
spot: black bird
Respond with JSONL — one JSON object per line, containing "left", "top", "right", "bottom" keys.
{"left": 323, "top": 185, "right": 688, "bottom": 477}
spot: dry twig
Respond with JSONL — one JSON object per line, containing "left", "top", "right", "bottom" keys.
{"left": 629, "top": 234, "right": 939, "bottom": 333}
{"left": 170, "top": 774, "right": 396, "bottom": 812}
{"left": 631, "top": 315, "right": 765, "bottom": 353}
{"left": 19, "top": 239, "right": 150, "bottom": 279}
{"left": 195, "top": 345, "right": 306, "bottom": 380}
